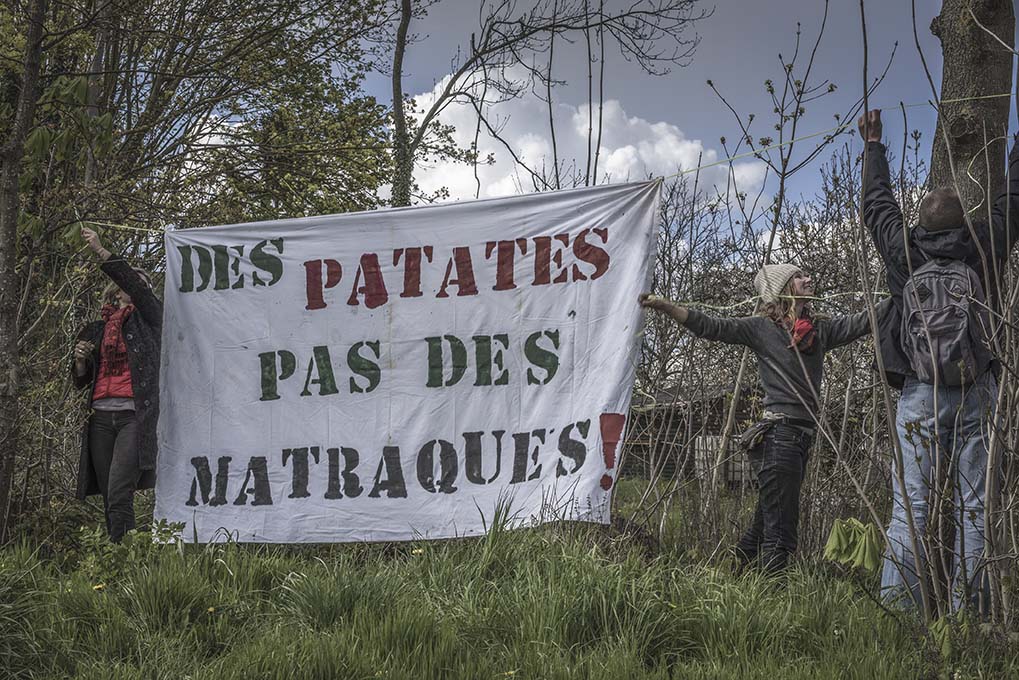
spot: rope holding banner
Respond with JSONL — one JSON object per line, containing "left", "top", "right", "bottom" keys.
{"left": 71, "top": 92, "right": 1015, "bottom": 234}
{"left": 80, "top": 220, "right": 164, "bottom": 235}
{"left": 644, "top": 290, "right": 890, "bottom": 312}
{"left": 659, "top": 92, "right": 1015, "bottom": 181}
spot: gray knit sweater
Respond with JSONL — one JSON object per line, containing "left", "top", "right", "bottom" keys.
{"left": 681, "top": 299, "right": 890, "bottom": 422}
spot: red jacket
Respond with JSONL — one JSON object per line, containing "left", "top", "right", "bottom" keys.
{"left": 91, "top": 305, "right": 135, "bottom": 400}
{"left": 92, "top": 363, "right": 134, "bottom": 400}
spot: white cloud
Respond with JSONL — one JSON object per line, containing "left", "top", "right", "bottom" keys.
{"left": 408, "top": 75, "right": 767, "bottom": 203}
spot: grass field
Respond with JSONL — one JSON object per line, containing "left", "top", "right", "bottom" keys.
{"left": 2, "top": 487, "right": 1017, "bottom": 679}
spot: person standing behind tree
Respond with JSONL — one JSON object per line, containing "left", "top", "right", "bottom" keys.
{"left": 640, "top": 267, "right": 889, "bottom": 576}
{"left": 859, "top": 109, "right": 1019, "bottom": 613}
{"left": 71, "top": 227, "right": 162, "bottom": 542}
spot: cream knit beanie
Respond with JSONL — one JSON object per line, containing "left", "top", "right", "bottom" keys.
{"left": 753, "top": 263, "right": 801, "bottom": 304}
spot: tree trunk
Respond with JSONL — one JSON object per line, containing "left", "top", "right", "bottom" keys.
{"left": 390, "top": 0, "right": 413, "bottom": 207}
{"left": 928, "top": 0, "right": 1014, "bottom": 616}
{"left": 0, "top": 0, "right": 48, "bottom": 541}
{"left": 929, "top": 0, "right": 1014, "bottom": 210}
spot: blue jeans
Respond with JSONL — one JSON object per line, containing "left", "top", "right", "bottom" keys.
{"left": 735, "top": 423, "right": 813, "bottom": 575}
{"left": 881, "top": 372, "right": 997, "bottom": 613}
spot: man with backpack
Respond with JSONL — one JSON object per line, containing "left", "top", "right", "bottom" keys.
{"left": 859, "top": 109, "right": 1019, "bottom": 613}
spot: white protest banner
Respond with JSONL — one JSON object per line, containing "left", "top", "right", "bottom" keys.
{"left": 155, "top": 180, "right": 660, "bottom": 542}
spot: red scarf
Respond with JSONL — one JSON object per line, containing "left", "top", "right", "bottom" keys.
{"left": 784, "top": 311, "right": 816, "bottom": 353}
{"left": 99, "top": 303, "right": 135, "bottom": 377}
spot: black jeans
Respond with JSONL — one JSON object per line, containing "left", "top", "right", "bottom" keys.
{"left": 89, "top": 409, "right": 140, "bottom": 542}
{"left": 735, "top": 423, "right": 813, "bottom": 575}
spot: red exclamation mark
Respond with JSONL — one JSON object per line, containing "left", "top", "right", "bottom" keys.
{"left": 599, "top": 413, "right": 626, "bottom": 490}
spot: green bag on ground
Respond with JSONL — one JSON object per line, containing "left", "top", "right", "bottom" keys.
{"left": 823, "top": 518, "right": 883, "bottom": 573}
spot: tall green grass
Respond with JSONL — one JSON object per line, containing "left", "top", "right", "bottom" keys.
{"left": 1, "top": 542, "right": 54, "bottom": 679}
{"left": 3, "top": 517, "right": 1016, "bottom": 679}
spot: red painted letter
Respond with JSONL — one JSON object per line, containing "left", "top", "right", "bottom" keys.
{"left": 304, "top": 259, "right": 342, "bottom": 311}
{"left": 394, "top": 246, "right": 433, "bottom": 298}
{"left": 484, "top": 239, "right": 528, "bottom": 291}
{"left": 572, "top": 227, "right": 609, "bottom": 281}
{"left": 346, "top": 254, "right": 389, "bottom": 309}
{"left": 436, "top": 246, "right": 479, "bottom": 298}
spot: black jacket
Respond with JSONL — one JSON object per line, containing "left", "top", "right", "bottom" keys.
{"left": 72, "top": 255, "right": 163, "bottom": 499}
{"left": 862, "top": 140, "right": 1019, "bottom": 388}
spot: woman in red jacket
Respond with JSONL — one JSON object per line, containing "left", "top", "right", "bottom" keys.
{"left": 72, "top": 227, "right": 162, "bottom": 542}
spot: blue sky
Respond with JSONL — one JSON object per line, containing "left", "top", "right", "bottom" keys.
{"left": 365, "top": 0, "right": 1017, "bottom": 204}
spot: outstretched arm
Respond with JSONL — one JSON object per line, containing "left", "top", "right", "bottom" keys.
{"left": 639, "top": 293, "right": 758, "bottom": 347}
{"left": 824, "top": 298, "right": 892, "bottom": 350}
{"left": 639, "top": 293, "right": 688, "bottom": 324}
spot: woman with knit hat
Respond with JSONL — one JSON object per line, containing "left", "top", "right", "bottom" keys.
{"left": 71, "top": 227, "right": 162, "bottom": 542}
{"left": 640, "top": 264, "right": 889, "bottom": 575}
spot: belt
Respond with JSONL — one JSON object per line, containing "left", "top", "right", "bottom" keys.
{"left": 779, "top": 416, "right": 815, "bottom": 430}
{"left": 763, "top": 412, "right": 816, "bottom": 433}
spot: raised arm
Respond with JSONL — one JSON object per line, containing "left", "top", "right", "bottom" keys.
{"left": 823, "top": 297, "right": 892, "bottom": 350}
{"left": 984, "top": 135, "right": 1019, "bottom": 262}
{"left": 82, "top": 227, "right": 162, "bottom": 326}
{"left": 100, "top": 257, "right": 162, "bottom": 326}
{"left": 859, "top": 111, "right": 909, "bottom": 275}
{"left": 639, "top": 294, "right": 759, "bottom": 347}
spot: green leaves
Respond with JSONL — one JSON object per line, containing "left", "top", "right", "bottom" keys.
{"left": 41, "top": 75, "right": 89, "bottom": 107}
{"left": 61, "top": 221, "right": 86, "bottom": 246}
{"left": 20, "top": 74, "right": 115, "bottom": 195}
{"left": 17, "top": 212, "right": 44, "bottom": 241}
{"left": 24, "top": 126, "right": 52, "bottom": 157}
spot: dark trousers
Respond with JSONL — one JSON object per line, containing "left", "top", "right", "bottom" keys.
{"left": 89, "top": 409, "right": 140, "bottom": 542}
{"left": 735, "top": 423, "right": 813, "bottom": 575}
